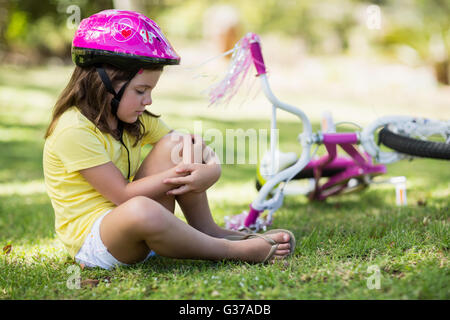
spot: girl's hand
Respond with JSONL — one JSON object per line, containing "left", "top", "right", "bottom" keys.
{"left": 163, "top": 163, "right": 221, "bottom": 195}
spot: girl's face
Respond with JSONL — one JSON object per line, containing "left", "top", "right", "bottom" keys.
{"left": 115, "top": 69, "right": 162, "bottom": 124}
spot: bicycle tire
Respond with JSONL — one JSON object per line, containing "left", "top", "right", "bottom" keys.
{"left": 378, "top": 126, "right": 450, "bottom": 160}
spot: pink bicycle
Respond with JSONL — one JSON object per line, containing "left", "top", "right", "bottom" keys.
{"left": 207, "top": 33, "right": 450, "bottom": 232}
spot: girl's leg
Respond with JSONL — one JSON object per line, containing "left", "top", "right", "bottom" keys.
{"left": 134, "top": 133, "right": 246, "bottom": 238}
{"left": 133, "top": 133, "right": 178, "bottom": 213}
{"left": 176, "top": 191, "right": 232, "bottom": 237}
{"left": 99, "top": 196, "right": 292, "bottom": 264}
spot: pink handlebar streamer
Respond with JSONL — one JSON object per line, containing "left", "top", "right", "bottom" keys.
{"left": 207, "top": 33, "right": 266, "bottom": 106}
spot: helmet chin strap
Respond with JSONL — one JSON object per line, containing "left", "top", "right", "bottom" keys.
{"left": 95, "top": 66, "right": 139, "bottom": 181}
{"left": 95, "top": 66, "right": 139, "bottom": 116}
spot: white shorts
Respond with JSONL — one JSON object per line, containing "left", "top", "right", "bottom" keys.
{"left": 75, "top": 210, "right": 156, "bottom": 270}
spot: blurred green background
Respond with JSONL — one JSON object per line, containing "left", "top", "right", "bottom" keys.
{"left": 0, "top": 0, "right": 449, "bottom": 85}
{"left": 0, "top": 0, "right": 449, "bottom": 300}
{"left": 0, "top": 0, "right": 449, "bottom": 234}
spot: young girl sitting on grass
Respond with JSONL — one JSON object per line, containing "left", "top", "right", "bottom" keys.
{"left": 43, "top": 9, "right": 295, "bottom": 270}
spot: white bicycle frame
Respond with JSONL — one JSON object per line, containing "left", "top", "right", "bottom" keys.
{"left": 249, "top": 75, "right": 449, "bottom": 214}
{"left": 250, "top": 74, "right": 313, "bottom": 212}
{"left": 218, "top": 33, "right": 449, "bottom": 219}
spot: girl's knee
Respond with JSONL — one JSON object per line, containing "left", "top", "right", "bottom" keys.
{"left": 124, "top": 196, "right": 170, "bottom": 234}
{"left": 157, "top": 132, "right": 200, "bottom": 165}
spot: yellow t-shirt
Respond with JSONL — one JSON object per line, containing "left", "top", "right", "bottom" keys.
{"left": 43, "top": 106, "right": 171, "bottom": 258}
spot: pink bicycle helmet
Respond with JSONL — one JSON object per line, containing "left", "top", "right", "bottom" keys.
{"left": 71, "top": 10, "right": 180, "bottom": 117}
{"left": 72, "top": 9, "right": 180, "bottom": 69}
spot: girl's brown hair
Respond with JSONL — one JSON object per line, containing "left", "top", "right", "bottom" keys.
{"left": 44, "top": 64, "right": 162, "bottom": 146}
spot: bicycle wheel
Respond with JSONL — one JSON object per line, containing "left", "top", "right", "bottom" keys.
{"left": 379, "top": 126, "right": 450, "bottom": 160}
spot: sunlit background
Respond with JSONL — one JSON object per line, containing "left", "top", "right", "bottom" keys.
{"left": 0, "top": 0, "right": 449, "bottom": 299}
{"left": 1, "top": 1, "right": 449, "bottom": 123}
{"left": 1, "top": 0, "right": 449, "bottom": 192}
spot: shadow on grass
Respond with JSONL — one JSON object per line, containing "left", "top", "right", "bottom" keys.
{"left": 0, "top": 140, "right": 45, "bottom": 183}
{"left": 0, "top": 193, "right": 54, "bottom": 242}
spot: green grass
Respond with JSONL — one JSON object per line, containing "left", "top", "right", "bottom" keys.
{"left": 0, "top": 65, "right": 448, "bottom": 300}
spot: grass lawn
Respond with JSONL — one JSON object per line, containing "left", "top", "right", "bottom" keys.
{"left": 0, "top": 63, "right": 448, "bottom": 300}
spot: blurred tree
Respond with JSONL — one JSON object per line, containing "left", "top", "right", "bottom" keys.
{"left": 0, "top": 0, "right": 448, "bottom": 85}
{"left": 0, "top": 0, "right": 114, "bottom": 64}
{"left": 203, "top": 4, "right": 242, "bottom": 57}
{"left": 378, "top": 0, "right": 450, "bottom": 84}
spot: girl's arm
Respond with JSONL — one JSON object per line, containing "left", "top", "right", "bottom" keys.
{"left": 80, "top": 133, "right": 222, "bottom": 205}
{"left": 163, "top": 135, "right": 222, "bottom": 195}
{"left": 163, "top": 162, "right": 221, "bottom": 196}
{"left": 79, "top": 162, "right": 186, "bottom": 205}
